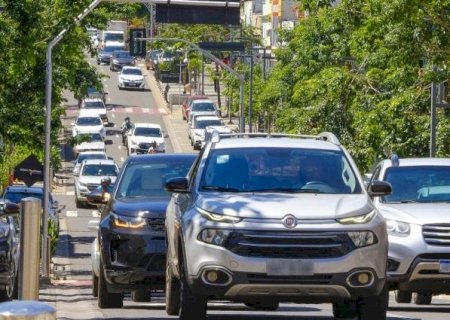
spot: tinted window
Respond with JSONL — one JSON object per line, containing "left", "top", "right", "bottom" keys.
{"left": 200, "top": 148, "right": 361, "bottom": 194}
{"left": 196, "top": 119, "right": 222, "bottom": 129}
{"left": 82, "top": 164, "right": 118, "bottom": 176}
{"left": 76, "top": 153, "right": 107, "bottom": 164}
{"left": 83, "top": 101, "right": 104, "bottom": 109}
{"left": 134, "top": 127, "right": 162, "bottom": 137}
{"left": 76, "top": 117, "right": 102, "bottom": 126}
{"left": 382, "top": 165, "right": 450, "bottom": 203}
{"left": 122, "top": 68, "right": 142, "bottom": 76}
{"left": 191, "top": 103, "right": 215, "bottom": 112}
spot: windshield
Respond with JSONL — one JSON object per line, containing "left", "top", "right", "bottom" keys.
{"left": 122, "top": 68, "right": 142, "bottom": 76}
{"left": 4, "top": 190, "right": 45, "bottom": 208}
{"left": 76, "top": 117, "right": 102, "bottom": 126}
{"left": 200, "top": 148, "right": 361, "bottom": 194}
{"left": 83, "top": 101, "right": 104, "bottom": 109}
{"left": 76, "top": 153, "right": 107, "bottom": 164}
{"left": 116, "top": 160, "right": 194, "bottom": 198}
{"left": 82, "top": 164, "right": 117, "bottom": 176}
{"left": 77, "top": 133, "right": 103, "bottom": 142}
{"left": 104, "top": 33, "right": 123, "bottom": 42}
{"left": 134, "top": 127, "right": 161, "bottom": 137}
{"left": 196, "top": 119, "right": 222, "bottom": 129}
{"left": 114, "top": 51, "right": 131, "bottom": 58}
{"left": 103, "top": 46, "right": 124, "bottom": 53}
{"left": 191, "top": 102, "right": 215, "bottom": 112}
{"left": 382, "top": 166, "right": 450, "bottom": 203}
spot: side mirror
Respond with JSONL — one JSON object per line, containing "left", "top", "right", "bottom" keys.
{"left": 165, "top": 177, "right": 189, "bottom": 193}
{"left": 0, "top": 200, "right": 20, "bottom": 216}
{"left": 368, "top": 180, "right": 392, "bottom": 197}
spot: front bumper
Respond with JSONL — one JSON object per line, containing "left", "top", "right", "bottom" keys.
{"left": 100, "top": 224, "right": 166, "bottom": 291}
{"left": 119, "top": 80, "right": 145, "bottom": 89}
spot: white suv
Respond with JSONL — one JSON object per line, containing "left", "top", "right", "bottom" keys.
{"left": 80, "top": 98, "right": 108, "bottom": 125}
{"left": 127, "top": 123, "right": 165, "bottom": 154}
{"left": 164, "top": 132, "right": 392, "bottom": 320}
{"left": 368, "top": 156, "right": 450, "bottom": 305}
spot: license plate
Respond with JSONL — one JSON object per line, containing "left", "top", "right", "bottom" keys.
{"left": 266, "top": 260, "right": 313, "bottom": 276}
{"left": 439, "top": 260, "right": 450, "bottom": 273}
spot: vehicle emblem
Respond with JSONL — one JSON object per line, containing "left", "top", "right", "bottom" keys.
{"left": 282, "top": 214, "right": 297, "bottom": 229}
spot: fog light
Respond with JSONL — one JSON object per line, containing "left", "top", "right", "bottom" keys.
{"left": 206, "top": 271, "right": 218, "bottom": 283}
{"left": 358, "top": 272, "right": 370, "bottom": 285}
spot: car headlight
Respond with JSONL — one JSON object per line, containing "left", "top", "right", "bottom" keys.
{"left": 337, "top": 211, "right": 376, "bottom": 225}
{"left": 78, "top": 181, "right": 87, "bottom": 188}
{"left": 348, "top": 231, "right": 377, "bottom": 247}
{"left": 111, "top": 212, "right": 146, "bottom": 229}
{"left": 112, "top": 59, "right": 119, "bottom": 64}
{"left": 0, "top": 224, "right": 10, "bottom": 238}
{"left": 198, "top": 207, "right": 242, "bottom": 224}
{"left": 198, "top": 228, "right": 232, "bottom": 246}
{"left": 386, "top": 219, "right": 410, "bottom": 236}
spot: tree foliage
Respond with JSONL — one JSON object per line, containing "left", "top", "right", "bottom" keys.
{"left": 261, "top": 0, "right": 450, "bottom": 171}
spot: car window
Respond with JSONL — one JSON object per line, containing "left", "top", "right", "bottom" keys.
{"left": 196, "top": 119, "right": 222, "bottom": 129}
{"left": 83, "top": 101, "right": 104, "bottom": 109}
{"left": 77, "top": 133, "right": 103, "bottom": 142}
{"left": 382, "top": 165, "right": 450, "bottom": 203}
{"left": 77, "top": 153, "right": 107, "bottom": 164}
{"left": 122, "top": 68, "right": 142, "bottom": 76}
{"left": 76, "top": 117, "right": 102, "bottom": 126}
{"left": 192, "top": 103, "right": 215, "bottom": 112}
{"left": 82, "top": 164, "right": 118, "bottom": 176}
{"left": 200, "top": 148, "right": 361, "bottom": 194}
{"left": 134, "top": 127, "right": 162, "bottom": 137}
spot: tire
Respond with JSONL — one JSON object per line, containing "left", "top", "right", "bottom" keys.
{"left": 414, "top": 292, "right": 432, "bottom": 305}
{"left": 179, "top": 252, "right": 206, "bottom": 320}
{"left": 332, "top": 299, "right": 357, "bottom": 319}
{"left": 165, "top": 259, "right": 180, "bottom": 316}
{"left": 395, "top": 290, "right": 412, "bottom": 303}
{"left": 92, "top": 272, "right": 98, "bottom": 298}
{"left": 75, "top": 196, "right": 83, "bottom": 208}
{"left": 131, "top": 289, "right": 151, "bottom": 302}
{"left": 357, "top": 284, "right": 388, "bottom": 320}
{"left": 0, "top": 266, "right": 15, "bottom": 302}
{"left": 245, "top": 301, "right": 279, "bottom": 311}
{"left": 98, "top": 261, "right": 123, "bottom": 309}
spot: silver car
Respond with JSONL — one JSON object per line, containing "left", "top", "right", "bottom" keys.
{"left": 368, "top": 156, "right": 450, "bottom": 305}
{"left": 165, "top": 132, "right": 391, "bottom": 320}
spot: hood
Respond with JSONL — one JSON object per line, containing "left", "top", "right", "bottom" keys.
{"left": 79, "top": 175, "right": 116, "bottom": 184}
{"left": 80, "top": 109, "right": 107, "bottom": 117}
{"left": 207, "top": 126, "right": 232, "bottom": 133}
{"left": 196, "top": 193, "right": 373, "bottom": 220}
{"left": 111, "top": 197, "right": 170, "bottom": 218}
{"left": 74, "top": 125, "right": 104, "bottom": 134}
{"left": 131, "top": 136, "right": 164, "bottom": 144}
{"left": 114, "top": 57, "right": 135, "bottom": 64}
{"left": 377, "top": 202, "right": 450, "bottom": 225}
{"left": 120, "top": 74, "right": 143, "bottom": 81}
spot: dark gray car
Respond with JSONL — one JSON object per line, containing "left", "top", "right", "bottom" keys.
{"left": 97, "top": 45, "right": 124, "bottom": 65}
{"left": 110, "top": 50, "right": 136, "bottom": 71}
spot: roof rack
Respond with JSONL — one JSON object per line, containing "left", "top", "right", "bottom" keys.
{"left": 208, "top": 131, "right": 340, "bottom": 145}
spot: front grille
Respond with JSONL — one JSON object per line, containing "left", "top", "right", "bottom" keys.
{"left": 139, "top": 142, "right": 152, "bottom": 149}
{"left": 147, "top": 217, "right": 165, "bottom": 232}
{"left": 87, "top": 184, "right": 98, "bottom": 191}
{"left": 247, "top": 273, "right": 333, "bottom": 284}
{"left": 225, "top": 230, "right": 355, "bottom": 259}
{"left": 422, "top": 224, "right": 450, "bottom": 246}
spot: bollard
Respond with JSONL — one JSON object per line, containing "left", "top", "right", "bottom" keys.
{"left": 0, "top": 300, "right": 55, "bottom": 320}
{"left": 19, "top": 198, "right": 41, "bottom": 300}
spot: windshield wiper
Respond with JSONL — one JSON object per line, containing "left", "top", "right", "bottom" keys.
{"left": 246, "top": 188, "right": 306, "bottom": 193}
{"left": 201, "top": 186, "right": 241, "bottom": 192}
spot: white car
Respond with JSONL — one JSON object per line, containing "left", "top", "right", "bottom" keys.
{"left": 201, "top": 125, "right": 233, "bottom": 149}
{"left": 187, "top": 99, "right": 220, "bottom": 123}
{"left": 127, "top": 123, "right": 165, "bottom": 154}
{"left": 74, "top": 159, "right": 119, "bottom": 208}
{"left": 73, "top": 132, "right": 106, "bottom": 155}
{"left": 118, "top": 66, "right": 145, "bottom": 90}
{"left": 80, "top": 98, "right": 108, "bottom": 125}
{"left": 188, "top": 115, "right": 223, "bottom": 150}
{"left": 72, "top": 113, "right": 106, "bottom": 139}
{"left": 73, "top": 151, "right": 109, "bottom": 176}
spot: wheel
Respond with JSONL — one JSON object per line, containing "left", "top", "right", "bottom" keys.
{"left": 131, "top": 289, "right": 151, "bottom": 302}
{"left": 92, "top": 272, "right": 98, "bottom": 298}
{"left": 395, "top": 290, "right": 412, "bottom": 303}
{"left": 179, "top": 252, "right": 206, "bottom": 320}
{"left": 165, "top": 259, "right": 180, "bottom": 315}
{"left": 332, "top": 299, "right": 357, "bottom": 319}
{"left": 245, "top": 301, "right": 279, "bottom": 311}
{"left": 0, "top": 260, "right": 15, "bottom": 302}
{"left": 414, "top": 292, "right": 432, "bottom": 305}
{"left": 97, "top": 261, "right": 123, "bottom": 308}
{"left": 357, "top": 284, "right": 388, "bottom": 320}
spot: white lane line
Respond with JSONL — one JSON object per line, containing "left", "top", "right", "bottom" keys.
{"left": 111, "top": 113, "right": 116, "bottom": 118}
{"left": 66, "top": 211, "right": 78, "bottom": 217}
{"left": 120, "top": 156, "right": 125, "bottom": 162}
{"left": 66, "top": 191, "right": 75, "bottom": 196}
{"left": 92, "top": 210, "right": 99, "bottom": 217}
{"left": 117, "top": 145, "right": 122, "bottom": 150}
{"left": 125, "top": 107, "right": 133, "bottom": 113}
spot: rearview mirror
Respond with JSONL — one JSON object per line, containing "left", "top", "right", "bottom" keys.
{"left": 0, "top": 200, "right": 20, "bottom": 216}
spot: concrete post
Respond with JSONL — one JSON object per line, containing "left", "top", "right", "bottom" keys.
{"left": 19, "top": 198, "right": 41, "bottom": 300}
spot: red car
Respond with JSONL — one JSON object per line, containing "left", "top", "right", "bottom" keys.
{"left": 181, "top": 95, "right": 208, "bottom": 121}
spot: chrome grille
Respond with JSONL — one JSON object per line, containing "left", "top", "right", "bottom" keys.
{"left": 422, "top": 224, "right": 450, "bottom": 245}
{"left": 87, "top": 184, "right": 98, "bottom": 191}
{"left": 225, "top": 230, "right": 355, "bottom": 259}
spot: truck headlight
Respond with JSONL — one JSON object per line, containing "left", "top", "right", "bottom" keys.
{"left": 198, "top": 207, "right": 242, "bottom": 224}
{"left": 386, "top": 219, "right": 410, "bottom": 236}
{"left": 111, "top": 212, "right": 146, "bottom": 229}
{"left": 337, "top": 211, "right": 376, "bottom": 225}
{"left": 348, "top": 231, "right": 377, "bottom": 247}
{"left": 199, "top": 229, "right": 232, "bottom": 246}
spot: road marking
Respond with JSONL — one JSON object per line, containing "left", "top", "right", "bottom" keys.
{"left": 92, "top": 210, "right": 99, "bottom": 217}
{"left": 111, "top": 113, "right": 115, "bottom": 118}
{"left": 125, "top": 107, "right": 133, "bottom": 113}
{"left": 66, "top": 211, "right": 78, "bottom": 217}
{"left": 120, "top": 156, "right": 125, "bottom": 162}
{"left": 117, "top": 145, "right": 122, "bottom": 150}
{"left": 66, "top": 191, "right": 75, "bottom": 196}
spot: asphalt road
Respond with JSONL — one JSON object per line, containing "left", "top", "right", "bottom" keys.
{"left": 45, "top": 58, "right": 450, "bottom": 320}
